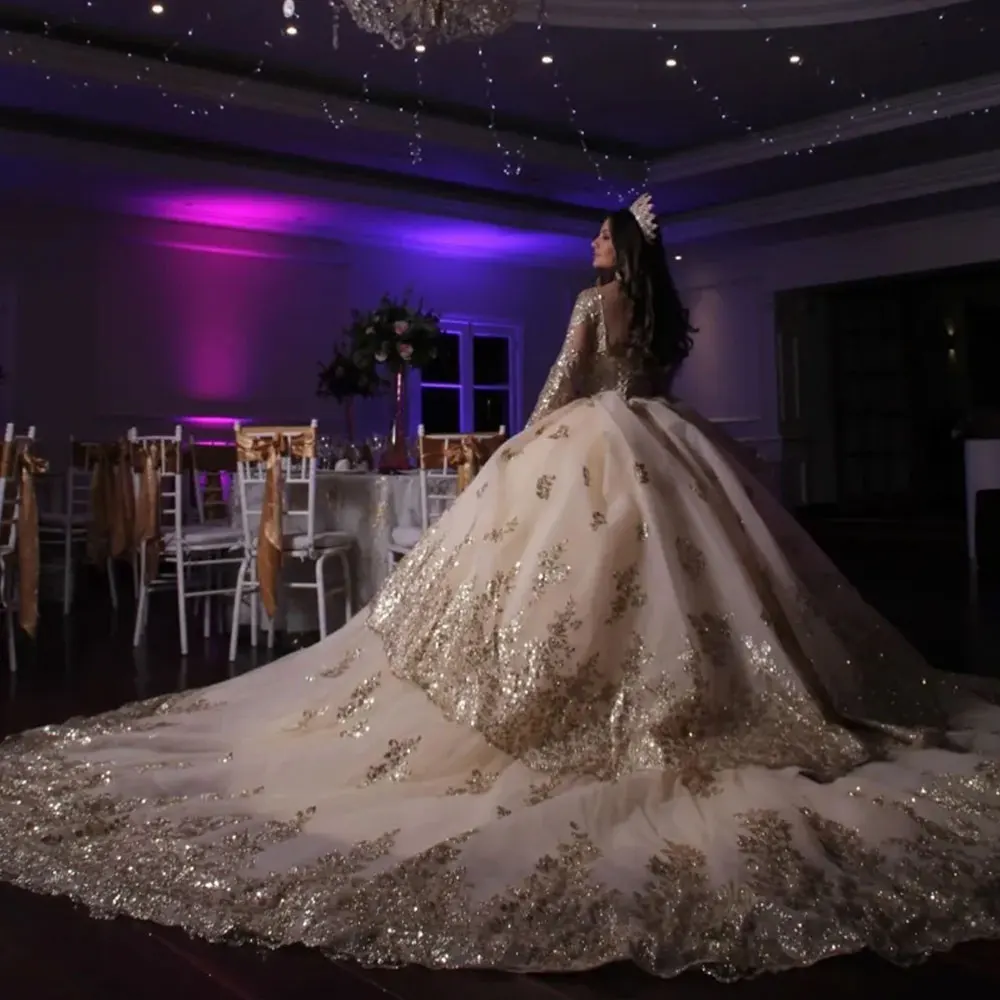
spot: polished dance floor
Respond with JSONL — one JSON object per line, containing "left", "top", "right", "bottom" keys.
{"left": 2, "top": 515, "right": 999, "bottom": 1000}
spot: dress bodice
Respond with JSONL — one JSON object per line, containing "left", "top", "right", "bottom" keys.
{"left": 528, "top": 283, "right": 662, "bottom": 425}
{"left": 581, "top": 285, "right": 659, "bottom": 400}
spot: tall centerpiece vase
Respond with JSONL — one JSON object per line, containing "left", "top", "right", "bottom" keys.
{"left": 379, "top": 369, "right": 411, "bottom": 472}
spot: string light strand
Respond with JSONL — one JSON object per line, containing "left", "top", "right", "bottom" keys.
{"left": 477, "top": 43, "right": 523, "bottom": 177}
{"left": 534, "top": 2, "right": 614, "bottom": 200}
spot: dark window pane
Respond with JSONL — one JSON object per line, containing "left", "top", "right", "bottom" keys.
{"left": 422, "top": 331, "right": 460, "bottom": 385}
{"left": 473, "top": 335, "right": 509, "bottom": 387}
{"left": 474, "top": 389, "right": 509, "bottom": 432}
{"left": 421, "top": 387, "right": 460, "bottom": 434}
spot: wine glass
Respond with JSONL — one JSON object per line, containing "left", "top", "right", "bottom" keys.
{"left": 318, "top": 434, "right": 333, "bottom": 469}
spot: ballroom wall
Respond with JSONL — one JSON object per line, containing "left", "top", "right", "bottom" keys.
{"left": 669, "top": 204, "right": 1000, "bottom": 471}
{"left": 0, "top": 204, "right": 586, "bottom": 447}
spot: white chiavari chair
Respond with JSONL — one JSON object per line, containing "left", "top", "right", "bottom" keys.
{"left": 38, "top": 438, "right": 119, "bottom": 615}
{"left": 230, "top": 420, "right": 354, "bottom": 661}
{"left": 188, "top": 436, "right": 238, "bottom": 638}
{"left": 130, "top": 426, "right": 243, "bottom": 656}
{"left": 387, "top": 423, "right": 506, "bottom": 568}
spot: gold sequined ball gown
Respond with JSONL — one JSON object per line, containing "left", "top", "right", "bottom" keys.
{"left": 2, "top": 281, "right": 1000, "bottom": 979}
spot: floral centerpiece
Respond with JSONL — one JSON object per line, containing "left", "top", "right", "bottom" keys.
{"left": 346, "top": 293, "right": 441, "bottom": 373}
{"left": 345, "top": 293, "right": 441, "bottom": 469}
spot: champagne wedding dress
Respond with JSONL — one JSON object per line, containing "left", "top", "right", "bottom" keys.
{"left": 2, "top": 282, "right": 1000, "bottom": 979}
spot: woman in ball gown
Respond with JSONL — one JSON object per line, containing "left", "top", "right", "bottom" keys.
{"left": 2, "top": 194, "right": 1000, "bottom": 981}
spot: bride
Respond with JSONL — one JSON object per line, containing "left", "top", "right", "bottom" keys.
{"left": 2, "top": 194, "right": 1000, "bottom": 980}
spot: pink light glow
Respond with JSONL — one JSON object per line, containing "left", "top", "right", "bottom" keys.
{"left": 132, "top": 192, "right": 332, "bottom": 234}
{"left": 125, "top": 189, "right": 585, "bottom": 260}
{"left": 151, "top": 240, "right": 292, "bottom": 260}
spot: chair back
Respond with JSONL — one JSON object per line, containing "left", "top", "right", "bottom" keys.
{"left": 188, "top": 436, "right": 235, "bottom": 524}
{"left": 128, "top": 425, "right": 184, "bottom": 541}
{"left": 0, "top": 423, "right": 37, "bottom": 553}
{"left": 417, "top": 424, "right": 506, "bottom": 530}
{"left": 65, "top": 439, "right": 106, "bottom": 525}
{"left": 233, "top": 421, "right": 318, "bottom": 553}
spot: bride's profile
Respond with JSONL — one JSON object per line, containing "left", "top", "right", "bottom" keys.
{"left": 2, "top": 194, "right": 1000, "bottom": 980}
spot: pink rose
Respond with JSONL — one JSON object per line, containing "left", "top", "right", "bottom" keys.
{"left": 394, "top": 320, "right": 410, "bottom": 336}
{"left": 398, "top": 343, "right": 414, "bottom": 361}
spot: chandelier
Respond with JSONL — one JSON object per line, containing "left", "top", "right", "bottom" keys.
{"left": 337, "top": 0, "right": 518, "bottom": 48}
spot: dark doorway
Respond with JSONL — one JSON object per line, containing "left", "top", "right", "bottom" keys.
{"left": 779, "top": 262, "right": 1000, "bottom": 521}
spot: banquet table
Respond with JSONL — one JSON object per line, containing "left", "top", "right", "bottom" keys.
{"left": 234, "top": 470, "right": 423, "bottom": 632}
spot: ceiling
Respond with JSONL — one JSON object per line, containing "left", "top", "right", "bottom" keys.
{"left": 0, "top": 0, "right": 999, "bottom": 244}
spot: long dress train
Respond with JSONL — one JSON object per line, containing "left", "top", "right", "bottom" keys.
{"left": 1, "top": 283, "right": 999, "bottom": 979}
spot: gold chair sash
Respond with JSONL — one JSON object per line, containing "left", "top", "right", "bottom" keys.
{"left": 67, "top": 440, "right": 137, "bottom": 565}
{"left": 14, "top": 442, "right": 48, "bottom": 637}
{"left": 422, "top": 431, "right": 506, "bottom": 495}
{"left": 235, "top": 427, "right": 316, "bottom": 620}
{"left": 110, "top": 439, "right": 136, "bottom": 560}
{"left": 444, "top": 436, "right": 490, "bottom": 494}
{"left": 69, "top": 441, "right": 115, "bottom": 564}
{"left": 133, "top": 441, "right": 180, "bottom": 582}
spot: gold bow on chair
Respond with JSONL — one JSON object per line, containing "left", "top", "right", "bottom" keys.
{"left": 445, "top": 436, "right": 490, "bottom": 494}
{"left": 79, "top": 442, "right": 115, "bottom": 564}
{"left": 133, "top": 441, "right": 169, "bottom": 582}
{"left": 109, "top": 439, "right": 136, "bottom": 560}
{"left": 16, "top": 442, "right": 49, "bottom": 637}
{"left": 235, "top": 428, "right": 316, "bottom": 620}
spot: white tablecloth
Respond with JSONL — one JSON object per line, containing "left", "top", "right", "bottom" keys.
{"left": 236, "top": 471, "right": 422, "bottom": 631}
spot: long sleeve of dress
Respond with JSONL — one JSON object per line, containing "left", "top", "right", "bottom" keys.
{"left": 526, "top": 288, "right": 598, "bottom": 426}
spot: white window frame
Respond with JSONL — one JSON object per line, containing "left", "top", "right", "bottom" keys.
{"left": 414, "top": 317, "right": 522, "bottom": 434}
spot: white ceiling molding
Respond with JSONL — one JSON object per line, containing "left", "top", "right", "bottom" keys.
{"left": 662, "top": 148, "right": 1000, "bottom": 242}
{"left": 650, "top": 72, "right": 1000, "bottom": 183}
{"left": 515, "top": 0, "right": 971, "bottom": 31}
{"left": 0, "top": 31, "right": 642, "bottom": 184}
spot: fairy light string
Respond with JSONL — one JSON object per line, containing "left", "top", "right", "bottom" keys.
{"left": 534, "top": 0, "right": 615, "bottom": 200}
{"left": 476, "top": 41, "right": 523, "bottom": 177}
{"left": 1, "top": 1, "right": 996, "bottom": 198}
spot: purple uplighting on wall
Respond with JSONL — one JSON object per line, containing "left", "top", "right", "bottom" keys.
{"left": 137, "top": 192, "right": 326, "bottom": 233}
{"left": 125, "top": 188, "right": 587, "bottom": 260}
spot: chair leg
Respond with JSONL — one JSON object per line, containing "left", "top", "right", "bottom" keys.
{"left": 176, "top": 558, "right": 189, "bottom": 657}
{"left": 261, "top": 558, "right": 275, "bottom": 650}
{"left": 338, "top": 548, "right": 354, "bottom": 621}
{"left": 315, "top": 553, "right": 329, "bottom": 640}
{"left": 62, "top": 529, "right": 73, "bottom": 616}
{"left": 133, "top": 548, "right": 148, "bottom": 647}
{"left": 106, "top": 556, "right": 119, "bottom": 611}
{"left": 228, "top": 557, "right": 249, "bottom": 662}
{"left": 216, "top": 572, "right": 227, "bottom": 634}
{"left": 6, "top": 606, "right": 15, "bottom": 674}
{"left": 249, "top": 565, "right": 259, "bottom": 649}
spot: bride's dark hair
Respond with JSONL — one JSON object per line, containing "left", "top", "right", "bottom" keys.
{"left": 607, "top": 207, "right": 695, "bottom": 369}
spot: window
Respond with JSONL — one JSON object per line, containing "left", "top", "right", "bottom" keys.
{"left": 417, "top": 319, "right": 520, "bottom": 434}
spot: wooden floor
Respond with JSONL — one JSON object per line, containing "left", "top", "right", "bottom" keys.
{"left": 1, "top": 520, "right": 1000, "bottom": 999}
